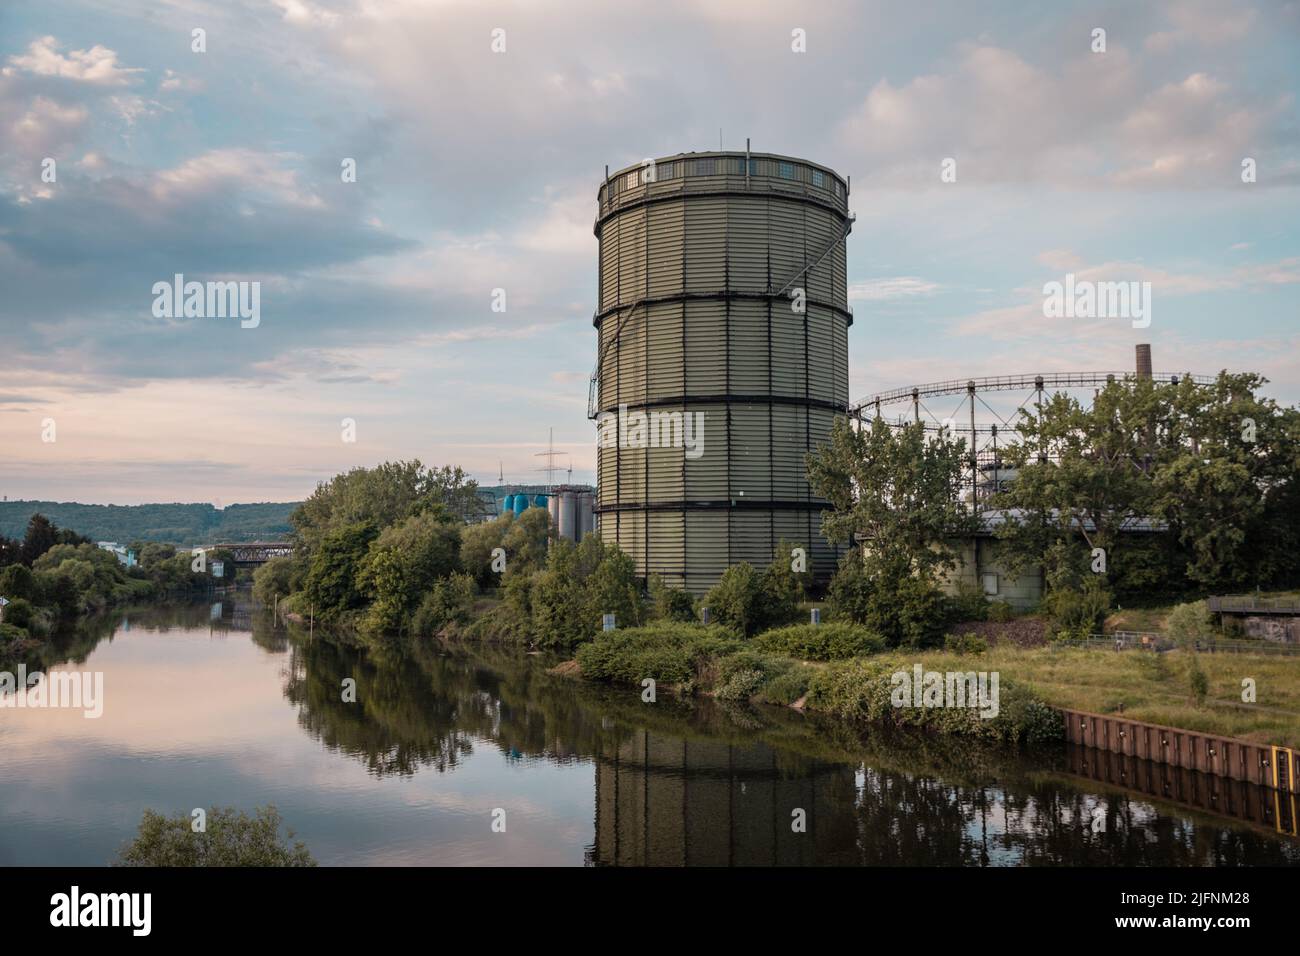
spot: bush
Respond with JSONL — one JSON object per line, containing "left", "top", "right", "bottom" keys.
{"left": 1044, "top": 579, "right": 1111, "bottom": 640}
{"left": 945, "top": 583, "right": 990, "bottom": 623}
{"left": 752, "top": 622, "right": 885, "bottom": 661}
{"left": 987, "top": 601, "right": 1015, "bottom": 622}
{"left": 1164, "top": 599, "right": 1217, "bottom": 647}
{"left": 943, "top": 632, "right": 989, "bottom": 655}
{"left": 411, "top": 572, "right": 477, "bottom": 635}
{"left": 117, "top": 805, "right": 315, "bottom": 867}
{"left": 2, "top": 597, "right": 34, "bottom": 630}
{"left": 827, "top": 552, "right": 873, "bottom": 623}
{"left": 252, "top": 556, "right": 296, "bottom": 607}
{"left": 648, "top": 574, "right": 696, "bottom": 622}
{"left": 804, "top": 657, "right": 1063, "bottom": 745}
{"left": 825, "top": 552, "right": 949, "bottom": 647}
{"left": 575, "top": 623, "right": 743, "bottom": 689}
{"left": 704, "top": 560, "right": 799, "bottom": 637}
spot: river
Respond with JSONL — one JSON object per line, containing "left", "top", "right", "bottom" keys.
{"left": 1, "top": 597, "right": 1296, "bottom": 866}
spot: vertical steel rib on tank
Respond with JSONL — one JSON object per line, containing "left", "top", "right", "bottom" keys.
{"left": 592, "top": 151, "right": 853, "bottom": 593}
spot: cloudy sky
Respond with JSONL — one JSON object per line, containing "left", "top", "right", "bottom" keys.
{"left": 1, "top": 0, "right": 1297, "bottom": 505}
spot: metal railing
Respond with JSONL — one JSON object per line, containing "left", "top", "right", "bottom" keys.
{"left": 1053, "top": 632, "right": 1300, "bottom": 656}
{"left": 1209, "top": 595, "right": 1300, "bottom": 615}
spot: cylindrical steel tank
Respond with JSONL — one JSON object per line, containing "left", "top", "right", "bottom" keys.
{"left": 548, "top": 493, "right": 561, "bottom": 530}
{"left": 592, "top": 151, "right": 852, "bottom": 592}
{"left": 502, "top": 494, "right": 514, "bottom": 515}
{"left": 533, "top": 494, "right": 547, "bottom": 509}
{"left": 578, "top": 492, "right": 594, "bottom": 542}
{"left": 512, "top": 494, "right": 528, "bottom": 515}
{"left": 558, "top": 492, "right": 578, "bottom": 541}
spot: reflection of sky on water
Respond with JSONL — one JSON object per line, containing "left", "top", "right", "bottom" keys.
{"left": 2, "top": 605, "right": 1296, "bottom": 867}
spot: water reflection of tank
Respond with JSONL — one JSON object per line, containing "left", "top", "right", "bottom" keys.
{"left": 590, "top": 729, "right": 858, "bottom": 866}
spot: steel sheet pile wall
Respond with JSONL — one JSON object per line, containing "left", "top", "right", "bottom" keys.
{"left": 593, "top": 152, "right": 852, "bottom": 592}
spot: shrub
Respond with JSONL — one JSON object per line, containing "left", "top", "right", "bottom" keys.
{"left": 648, "top": 574, "right": 696, "bottom": 622}
{"left": 945, "top": 583, "right": 990, "bottom": 623}
{"left": 2, "top": 597, "right": 34, "bottom": 630}
{"left": 943, "top": 632, "right": 989, "bottom": 655}
{"left": 827, "top": 552, "right": 873, "bottom": 623}
{"left": 1044, "top": 579, "right": 1111, "bottom": 640}
{"left": 752, "top": 622, "right": 885, "bottom": 661}
{"left": 704, "top": 560, "right": 800, "bottom": 637}
{"left": 1164, "top": 599, "right": 1217, "bottom": 647}
{"left": 575, "top": 623, "right": 743, "bottom": 689}
{"left": 412, "top": 572, "right": 477, "bottom": 635}
{"left": 252, "top": 556, "right": 296, "bottom": 607}
{"left": 804, "top": 657, "right": 1062, "bottom": 745}
{"left": 987, "top": 601, "right": 1015, "bottom": 622}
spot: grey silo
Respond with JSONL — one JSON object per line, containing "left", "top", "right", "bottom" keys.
{"left": 591, "top": 150, "right": 853, "bottom": 592}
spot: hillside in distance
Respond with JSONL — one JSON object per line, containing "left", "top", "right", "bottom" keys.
{"left": 0, "top": 500, "right": 299, "bottom": 546}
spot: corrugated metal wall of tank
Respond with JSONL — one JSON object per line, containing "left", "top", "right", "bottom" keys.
{"left": 594, "top": 153, "right": 850, "bottom": 594}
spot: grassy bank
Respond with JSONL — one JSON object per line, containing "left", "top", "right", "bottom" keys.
{"left": 563, "top": 622, "right": 1300, "bottom": 749}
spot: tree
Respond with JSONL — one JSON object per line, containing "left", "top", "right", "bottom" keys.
{"left": 808, "top": 417, "right": 976, "bottom": 646}
{"left": 291, "top": 460, "right": 481, "bottom": 559}
{"left": 358, "top": 510, "right": 461, "bottom": 633}
{"left": 117, "top": 805, "right": 315, "bottom": 867}
{"left": 301, "top": 521, "right": 378, "bottom": 619}
{"left": 808, "top": 417, "right": 976, "bottom": 579}
{"left": 993, "top": 373, "right": 1300, "bottom": 595}
{"left": 20, "top": 514, "right": 59, "bottom": 566}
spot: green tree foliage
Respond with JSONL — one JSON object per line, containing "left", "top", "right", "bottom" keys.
{"left": 808, "top": 417, "right": 977, "bottom": 577}
{"left": 20, "top": 514, "right": 61, "bottom": 566}
{"left": 300, "top": 521, "right": 378, "bottom": 619}
{"left": 252, "top": 556, "right": 297, "bottom": 606}
{"left": 994, "top": 373, "right": 1300, "bottom": 596}
{"left": 116, "top": 805, "right": 315, "bottom": 867}
{"left": 411, "top": 572, "right": 477, "bottom": 635}
{"left": 0, "top": 563, "right": 37, "bottom": 601}
{"left": 809, "top": 418, "right": 975, "bottom": 646}
{"left": 700, "top": 562, "right": 789, "bottom": 637}
{"left": 358, "top": 510, "right": 461, "bottom": 634}
{"left": 500, "top": 508, "right": 552, "bottom": 577}
{"left": 529, "top": 535, "right": 643, "bottom": 649}
{"left": 0, "top": 501, "right": 295, "bottom": 546}
{"left": 648, "top": 574, "right": 696, "bottom": 622}
{"left": 291, "top": 460, "right": 480, "bottom": 559}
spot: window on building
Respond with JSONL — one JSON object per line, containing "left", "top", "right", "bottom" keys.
{"left": 779, "top": 162, "right": 795, "bottom": 179}
{"left": 982, "top": 573, "right": 999, "bottom": 596}
{"left": 695, "top": 158, "right": 716, "bottom": 176}
{"left": 747, "top": 158, "right": 759, "bottom": 175}
{"left": 625, "top": 171, "right": 639, "bottom": 189}
{"left": 812, "top": 170, "right": 825, "bottom": 188}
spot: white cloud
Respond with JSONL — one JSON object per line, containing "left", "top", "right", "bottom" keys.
{"left": 3, "top": 36, "right": 142, "bottom": 86}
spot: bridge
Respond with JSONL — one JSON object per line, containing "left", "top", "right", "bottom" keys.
{"left": 201, "top": 542, "right": 294, "bottom": 565}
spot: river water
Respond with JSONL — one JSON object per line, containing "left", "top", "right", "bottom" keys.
{"left": 1, "top": 598, "right": 1296, "bottom": 866}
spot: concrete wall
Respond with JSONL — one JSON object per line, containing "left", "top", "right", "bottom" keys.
{"left": 939, "top": 536, "right": 1042, "bottom": 610}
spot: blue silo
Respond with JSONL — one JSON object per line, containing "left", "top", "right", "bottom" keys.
{"left": 533, "top": 494, "right": 547, "bottom": 509}
{"left": 502, "top": 494, "right": 514, "bottom": 515}
{"left": 513, "top": 494, "right": 528, "bottom": 515}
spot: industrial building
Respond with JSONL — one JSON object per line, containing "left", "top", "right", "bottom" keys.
{"left": 590, "top": 149, "right": 853, "bottom": 593}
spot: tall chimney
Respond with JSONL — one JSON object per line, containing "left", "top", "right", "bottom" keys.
{"left": 1135, "top": 343, "right": 1152, "bottom": 380}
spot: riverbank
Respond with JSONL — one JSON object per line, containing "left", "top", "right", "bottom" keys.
{"left": 547, "top": 622, "right": 1300, "bottom": 750}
